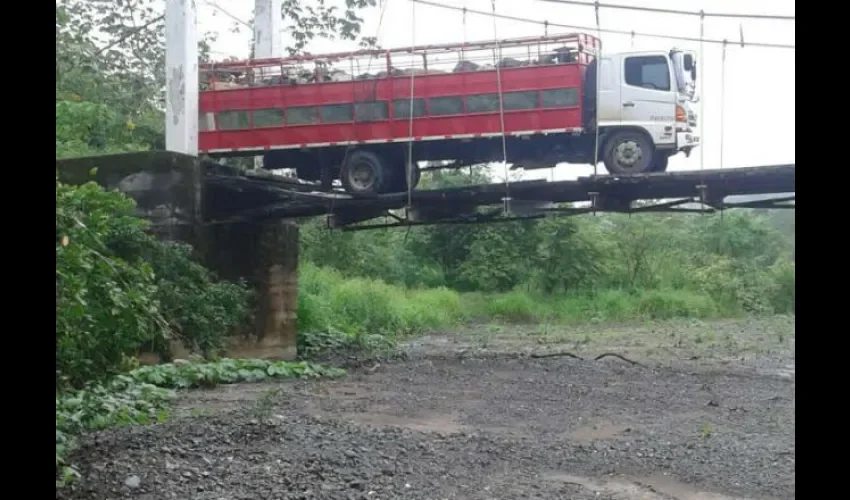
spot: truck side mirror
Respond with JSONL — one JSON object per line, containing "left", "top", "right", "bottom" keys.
{"left": 683, "top": 54, "right": 694, "bottom": 71}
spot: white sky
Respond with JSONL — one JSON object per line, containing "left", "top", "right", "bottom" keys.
{"left": 197, "top": 0, "right": 795, "bottom": 181}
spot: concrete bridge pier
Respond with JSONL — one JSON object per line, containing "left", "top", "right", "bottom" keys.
{"left": 204, "top": 219, "right": 299, "bottom": 360}
{"left": 56, "top": 151, "right": 300, "bottom": 361}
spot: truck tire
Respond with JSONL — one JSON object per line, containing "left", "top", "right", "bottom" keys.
{"left": 602, "top": 130, "right": 654, "bottom": 175}
{"left": 340, "top": 150, "right": 388, "bottom": 195}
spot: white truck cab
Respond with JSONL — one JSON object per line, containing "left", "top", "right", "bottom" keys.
{"left": 595, "top": 48, "right": 700, "bottom": 174}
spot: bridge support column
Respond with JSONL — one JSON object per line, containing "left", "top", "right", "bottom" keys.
{"left": 205, "top": 219, "right": 299, "bottom": 360}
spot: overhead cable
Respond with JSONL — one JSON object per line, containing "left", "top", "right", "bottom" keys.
{"left": 536, "top": 0, "right": 795, "bottom": 22}
{"left": 410, "top": 0, "right": 796, "bottom": 50}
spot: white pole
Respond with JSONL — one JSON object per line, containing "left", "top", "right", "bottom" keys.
{"left": 252, "top": 0, "right": 282, "bottom": 169}
{"left": 254, "top": 0, "right": 282, "bottom": 60}
{"left": 165, "top": 0, "right": 199, "bottom": 156}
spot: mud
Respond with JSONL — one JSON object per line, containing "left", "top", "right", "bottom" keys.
{"left": 59, "top": 317, "right": 795, "bottom": 500}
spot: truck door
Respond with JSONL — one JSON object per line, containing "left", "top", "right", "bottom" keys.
{"left": 594, "top": 57, "right": 621, "bottom": 126}
{"left": 619, "top": 54, "right": 676, "bottom": 146}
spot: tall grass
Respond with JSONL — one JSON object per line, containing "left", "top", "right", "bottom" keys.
{"left": 297, "top": 262, "right": 792, "bottom": 341}
{"left": 298, "top": 263, "right": 465, "bottom": 338}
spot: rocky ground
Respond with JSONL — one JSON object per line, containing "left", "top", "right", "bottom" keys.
{"left": 60, "top": 316, "right": 795, "bottom": 500}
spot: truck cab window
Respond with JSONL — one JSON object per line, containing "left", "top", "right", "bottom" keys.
{"left": 624, "top": 55, "right": 670, "bottom": 91}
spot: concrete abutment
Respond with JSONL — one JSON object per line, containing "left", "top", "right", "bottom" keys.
{"left": 56, "top": 151, "right": 299, "bottom": 361}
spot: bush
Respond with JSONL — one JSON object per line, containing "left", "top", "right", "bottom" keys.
{"left": 635, "top": 289, "right": 719, "bottom": 320}
{"left": 56, "top": 180, "right": 162, "bottom": 388}
{"left": 56, "top": 179, "right": 251, "bottom": 389}
{"left": 483, "top": 290, "right": 543, "bottom": 322}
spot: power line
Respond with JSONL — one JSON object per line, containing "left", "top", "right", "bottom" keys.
{"left": 411, "top": 0, "right": 795, "bottom": 50}
{"left": 536, "top": 0, "right": 795, "bottom": 21}
{"left": 203, "top": 1, "right": 251, "bottom": 28}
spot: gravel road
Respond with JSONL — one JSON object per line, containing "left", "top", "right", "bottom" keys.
{"left": 60, "top": 317, "right": 795, "bottom": 500}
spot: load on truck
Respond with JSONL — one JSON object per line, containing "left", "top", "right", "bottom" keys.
{"left": 198, "top": 33, "right": 700, "bottom": 195}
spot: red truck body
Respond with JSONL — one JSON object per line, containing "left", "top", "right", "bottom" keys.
{"left": 198, "top": 33, "right": 599, "bottom": 156}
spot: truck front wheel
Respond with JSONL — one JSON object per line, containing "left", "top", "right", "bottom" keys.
{"left": 602, "top": 131, "right": 654, "bottom": 175}
{"left": 340, "top": 150, "right": 389, "bottom": 196}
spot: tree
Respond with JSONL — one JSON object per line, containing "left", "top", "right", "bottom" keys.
{"left": 56, "top": 0, "right": 378, "bottom": 155}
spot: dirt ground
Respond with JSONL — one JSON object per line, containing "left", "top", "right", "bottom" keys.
{"left": 61, "top": 316, "right": 795, "bottom": 500}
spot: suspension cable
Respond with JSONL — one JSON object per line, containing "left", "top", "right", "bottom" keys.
{"left": 536, "top": 0, "right": 795, "bottom": 21}
{"left": 406, "top": 0, "right": 417, "bottom": 210}
{"left": 720, "top": 39, "right": 728, "bottom": 170}
{"left": 463, "top": 3, "right": 473, "bottom": 181}
{"left": 592, "top": 1, "right": 601, "bottom": 178}
{"left": 698, "top": 10, "right": 705, "bottom": 213}
{"left": 699, "top": 11, "right": 705, "bottom": 172}
{"left": 545, "top": 19, "right": 555, "bottom": 183}
{"left": 490, "top": 0, "right": 510, "bottom": 215}
{"left": 410, "top": 0, "right": 796, "bottom": 50}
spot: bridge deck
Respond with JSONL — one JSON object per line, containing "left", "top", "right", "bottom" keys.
{"left": 55, "top": 153, "right": 794, "bottom": 229}
{"left": 206, "top": 164, "right": 795, "bottom": 228}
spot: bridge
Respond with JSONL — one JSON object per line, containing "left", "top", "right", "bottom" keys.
{"left": 55, "top": 0, "right": 795, "bottom": 361}
{"left": 56, "top": 150, "right": 794, "bottom": 362}
{"left": 205, "top": 163, "right": 795, "bottom": 230}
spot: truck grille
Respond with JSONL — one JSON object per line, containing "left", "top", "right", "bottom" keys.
{"left": 687, "top": 111, "right": 697, "bottom": 127}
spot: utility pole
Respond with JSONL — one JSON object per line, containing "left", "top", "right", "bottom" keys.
{"left": 165, "top": 0, "right": 199, "bottom": 156}
{"left": 252, "top": 0, "right": 282, "bottom": 169}
{"left": 254, "top": 0, "right": 282, "bottom": 61}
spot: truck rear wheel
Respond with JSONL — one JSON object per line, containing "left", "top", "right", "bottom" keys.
{"left": 602, "top": 131, "right": 654, "bottom": 175}
{"left": 340, "top": 150, "right": 389, "bottom": 196}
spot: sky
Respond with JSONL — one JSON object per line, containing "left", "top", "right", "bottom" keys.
{"left": 196, "top": 0, "right": 795, "bottom": 181}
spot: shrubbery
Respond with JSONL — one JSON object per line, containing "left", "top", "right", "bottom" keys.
{"left": 56, "top": 358, "right": 345, "bottom": 486}
{"left": 56, "top": 178, "right": 252, "bottom": 389}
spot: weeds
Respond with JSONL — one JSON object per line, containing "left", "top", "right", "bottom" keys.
{"left": 56, "top": 358, "right": 344, "bottom": 487}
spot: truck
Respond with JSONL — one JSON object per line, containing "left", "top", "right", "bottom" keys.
{"left": 198, "top": 32, "right": 700, "bottom": 195}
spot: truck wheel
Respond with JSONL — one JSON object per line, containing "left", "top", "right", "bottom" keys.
{"left": 650, "top": 153, "right": 670, "bottom": 172}
{"left": 603, "top": 131, "right": 654, "bottom": 175}
{"left": 340, "top": 150, "right": 388, "bottom": 195}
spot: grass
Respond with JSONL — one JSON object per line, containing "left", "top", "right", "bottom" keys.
{"left": 296, "top": 262, "right": 777, "bottom": 344}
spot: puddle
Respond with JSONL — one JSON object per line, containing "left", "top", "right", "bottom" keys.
{"left": 543, "top": 472, "right": 754, "bottom": 500}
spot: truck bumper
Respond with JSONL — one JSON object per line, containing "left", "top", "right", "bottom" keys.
{"left": 677, "top": 131, "right": 700, "bottom": 150}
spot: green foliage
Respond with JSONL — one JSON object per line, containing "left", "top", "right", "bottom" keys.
{"left": 56, "top": 180, "right": 163, "bottom": 388}
{"left": 56, "top": 179, "right": 252, "bottom": 388}
{"left": 297, "top": 263, "right": 465, "bottom": 339}
{"left": 299, "top": 168, "right": 795, "bottom": 334}
{"left": 110, "top": 236, "right": 253, "bottom": 358}
{"left": 56, "top": 358, "right": 344, "bottom": 486}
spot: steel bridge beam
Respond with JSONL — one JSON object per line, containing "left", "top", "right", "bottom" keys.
{"left": 204, "top": 164, "right": 796, "bottom": 227}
